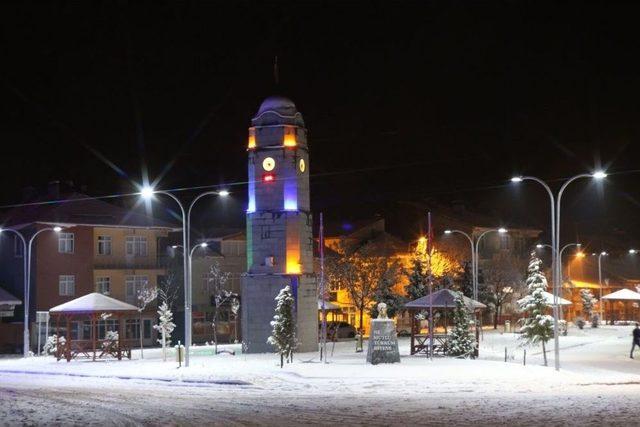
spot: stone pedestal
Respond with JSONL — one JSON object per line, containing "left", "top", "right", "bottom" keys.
{"left": 366, "top": 319, "right": 400, "bottom": 364}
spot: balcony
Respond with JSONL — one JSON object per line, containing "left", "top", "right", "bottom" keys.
{"left": 93, "top": 256, "right": 170, "bottom": 270}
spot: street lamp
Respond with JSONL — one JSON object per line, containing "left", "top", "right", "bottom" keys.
{"left": 444, "top": 229, "right": 475, "bottom": 299}
{"left": 1, "top": 225, "right": 63, "bottom": 357}
{"left": 629, "top": 249, "right": 638, "bottom": 255}
{"left": 140, "top": 186, "right": 191, "bottom": 365}
{"left": 512, "top": 171, "right": 606, "bottom": 371}
{"left": 141, "top": 185, "right": 228, "bottom": 367}
{"left": 593, "top": 251, "right": 608, "bottom": 321}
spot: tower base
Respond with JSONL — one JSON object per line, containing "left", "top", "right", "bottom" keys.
{"left": 241, "top": 273, "right": 317, "bottom": 354}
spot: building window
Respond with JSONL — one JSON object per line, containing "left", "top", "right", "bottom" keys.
{"left": 143, "top": 319, "right": 152, "bottom": 339}
{"left": 125, "top": 319, "right": 140, "bottom": 339}
{"left": 59, "top": 275, "right": 75, "bottom": 296}
{"left": 14, "top": 235, "right": 23, "bottom": 257}
{"left": 97, "top": 236, "right": 112, "bottom": 255}
{"left": 125, "top": 236, "right": 148, "bottom": 257}
{"left": 125, "top": 275, "right": 148, "bottom": 304}
{"left": 58, "top": 233, "right": 74, "bottom": 254}
{"left": 96, "top": 277, "right": 111, "bottom": 295}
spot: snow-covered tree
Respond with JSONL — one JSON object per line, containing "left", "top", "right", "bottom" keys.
{"left": 102, "top": 330, "right": 119, "bottom": 349}
{"left": 580, "top": 289, "right": 598, "bottom": 321}
{"left": 154, "top": 301, "right": 176, "bottom": 361}
{"left": 369, "top": 262, "right": 403, "bottom": 319}
{"left": 206, "top": 261, "right": 238, "bottom": 354}
{"left": 267, "top": 285, "right": 297, "bottom": 368}
{"left": 518, "top": 252, "right": 554, "bottom": 366}
{"left": 43, "top": 334, "right": 65, "bottom": 356}
{"left": 404, "top": 257, "right": 428, "bottom": 301}
{"left": 448, "top": 291, "right": 475, "bottom": 358}
{"left": 136, "top": 282, "right": 158, "bottom": 359}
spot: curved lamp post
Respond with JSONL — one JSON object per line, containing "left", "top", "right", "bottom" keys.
{"left": 1, "top": 225, "right": 62, "bottom": 357}
{"left": 513, "top": 171, "right": 606, "bottom": 371}
{"left": 141, "top": 186, "right": 228, "bottom": 367}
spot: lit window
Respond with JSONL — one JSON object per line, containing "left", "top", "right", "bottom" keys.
{"left": 125, "top": 275, "right": 148, "bottom": 304}
{"left": 59, "top": 275, "right": 75, "bottom": 296}
{"left": 126, "top": 236, "right": 148, "bottom": 256}
{"left": 96, "top": 277, "right": 111, "bottom": 295}
{"left": 283, "top": 126, "right": 296, "bottom": 147}
{"left": 58, "top": 233, "right": 74, "bottom": 254}
{"left": 97, "top": 236, "right": 112, "bottom": 255}
{"left": 248, "top": 127, "right": 256, "bottom": 149}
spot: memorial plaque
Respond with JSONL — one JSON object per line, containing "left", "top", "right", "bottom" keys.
{"left": 366, "top": 319, "right": 400, "bottom": 364}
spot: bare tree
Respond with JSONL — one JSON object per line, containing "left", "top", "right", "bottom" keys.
{"left": 327, "top": 240, "right": 397, "bottom": 334}
{"left": 136, "top": 282, "right": 158, "bottom": 359}
{"left": 207, "top": 261, "right": 237, "bottom": 354}
{"left": 483, "top": 254, "right": 523, "bottom": 329}
{"left": 158, "top": 269, "right": 180, "bottom": 313}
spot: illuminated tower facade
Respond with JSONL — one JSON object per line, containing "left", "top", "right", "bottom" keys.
{"left": 241, "top": 95, "right": 317, "bottom": 353}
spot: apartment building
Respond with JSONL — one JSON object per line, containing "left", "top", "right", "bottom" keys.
{"left": 0, "top": 184, "right": 177, "bottom": 352}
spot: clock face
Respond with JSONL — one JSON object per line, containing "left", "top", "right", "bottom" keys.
{"left": 299, "top": 158, "right": 306, "bottom": 173}
{"left": 262, "top": 157, "right": 276, "bottom": 171}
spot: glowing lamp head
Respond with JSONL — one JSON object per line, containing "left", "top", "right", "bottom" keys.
{"left": 576, "top": 243, "right": 582, "bottom": 247}
{"left": 511, "top": 176, "right": 523, "bottom": 183}
{"left": 218, "top": 190, "right": 230, "bottom": 197}
{"left": 601, "top": 251, "right": 608, "bottom": 256}
{"left": 171, "top": 245, "right": 179, "bottom": 249}
{"left": 630, "top": 249, "right": 638, "bottom": 255}
{"left": 140, "top": 186, "right": 155, "bottom": 200}
{"left": 199, "top": 242, "right": 208, "bottom": 248}
{"left": 498, "top": 228, "right": 507, "bottom": 234}
{"left": 53, "top": 226, "right": 62, "bottom": 232}
{"left": 536, "top": 244, "right": 544, "bottom": 249}
{"left": 444, "top": 230, "right": 452, "bottom": 235}
{"left": 592, "top": 171, "right": 607, "bottom": 180}
{"left": 576, "top": 251, "right": 585, "bottom": 258}
{"left": 262, "top": 173, "right": 275, "bottom": 183}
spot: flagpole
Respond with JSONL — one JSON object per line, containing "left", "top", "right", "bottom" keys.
{"left": 320, "top": 212, "right": 327, "bottom": 363}
{"left": 428, "top": 211, "right": 434, "bottom": 361}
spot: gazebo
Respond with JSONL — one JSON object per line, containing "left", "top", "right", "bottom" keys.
{"left": 601, "top": 289, "right": 640, "bottom": 324}
{"left": 404, "top": 289, "right": 486, "bottom": 356}
{"left": 49, "top": 293, "right": 140, "bottom": 362}
{"left": 517, "top": 291, "right": 573, "bottom": 307}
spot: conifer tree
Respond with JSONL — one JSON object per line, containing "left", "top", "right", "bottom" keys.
{"left": 580, "top": 289, "right": 597, "bottom": 320}
{"left": 267, "top": 285, "right": 297, "bottom": 368}
{"left": 404, "top": 257, "right": 428, "bottom": 300}
{"left": 449, "top": 291, "right": 475, "bottom": 358}
{"left": 518, "top": 252, "right": 554, "bottom": 366}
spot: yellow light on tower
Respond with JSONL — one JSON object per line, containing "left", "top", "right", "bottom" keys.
{"left": 248, "top": 127, "right": 256, "bottom": 149}
{"left": 283, "top": 126, "right": 297, "bottom": 147}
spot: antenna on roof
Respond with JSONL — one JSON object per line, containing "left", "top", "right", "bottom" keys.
{"left": 273, "top": 56, "right": 279, "bottom": 86}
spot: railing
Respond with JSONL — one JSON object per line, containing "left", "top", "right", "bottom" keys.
{"left": 93, "top": 256, "right": 170, "bottom": 270}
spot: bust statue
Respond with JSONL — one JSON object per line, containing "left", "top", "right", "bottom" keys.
{"left": 377, "top": 302, "right": 388, "bottom": 319}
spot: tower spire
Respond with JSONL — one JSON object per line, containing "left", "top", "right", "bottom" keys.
{"left": 273, "top": 56, "right": 279, "bottom": 86}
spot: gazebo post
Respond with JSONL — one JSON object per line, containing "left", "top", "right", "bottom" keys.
{"left": 91, "top": 313, "right": 96, "bottom": 361}
{"left": 410, "top": 309, "right": 415, "bottom": 355}
{"left": 55, "top": 314, "right": 59, "bottom": 361}
{"left": 65, "top": 315, "right": 71, "bottom": 362}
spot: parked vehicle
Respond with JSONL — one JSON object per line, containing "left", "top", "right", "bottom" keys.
{"left": 319, "top": 321, "right": 357, "bottom": 340}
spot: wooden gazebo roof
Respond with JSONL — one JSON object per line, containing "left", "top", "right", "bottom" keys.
{"left": 50, "top": 293, "right": 139, "bottom": 314}
{"left": 404, "top": 289, "right": 486, "bottom": 310}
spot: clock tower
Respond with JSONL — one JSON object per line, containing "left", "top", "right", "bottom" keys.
{"left": 241, "top": 95, "right": 317, "bottom": 353}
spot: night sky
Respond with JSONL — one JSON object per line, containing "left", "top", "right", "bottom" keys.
{"left": 0, "top": 2, "right": 638, "bottom": 245}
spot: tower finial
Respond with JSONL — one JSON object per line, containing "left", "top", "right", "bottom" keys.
{"left": 273, "top": 56, "right": 279, "bottom": 86}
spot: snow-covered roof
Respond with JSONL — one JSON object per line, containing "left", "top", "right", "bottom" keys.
{"left": 0, "top": 287, "right": 21, "bottom": 305}
{"left": 317, "top": 300, "right": 341, "bottom": 310}
{"left": 50, "top": 293, "right": 139, "bottom": 314}
{"left": 601, "top": 288, "right": 640, "bottom": 301}
{"left": 518, "top": 291, "right": 572, "bottom": 306}
{"left": 405, "top": 289, "right": 486, "bottom": 310}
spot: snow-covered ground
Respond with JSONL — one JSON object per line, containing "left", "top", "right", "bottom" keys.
{"left": 1, "top": 325, "right": 640, "bottom": 425}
